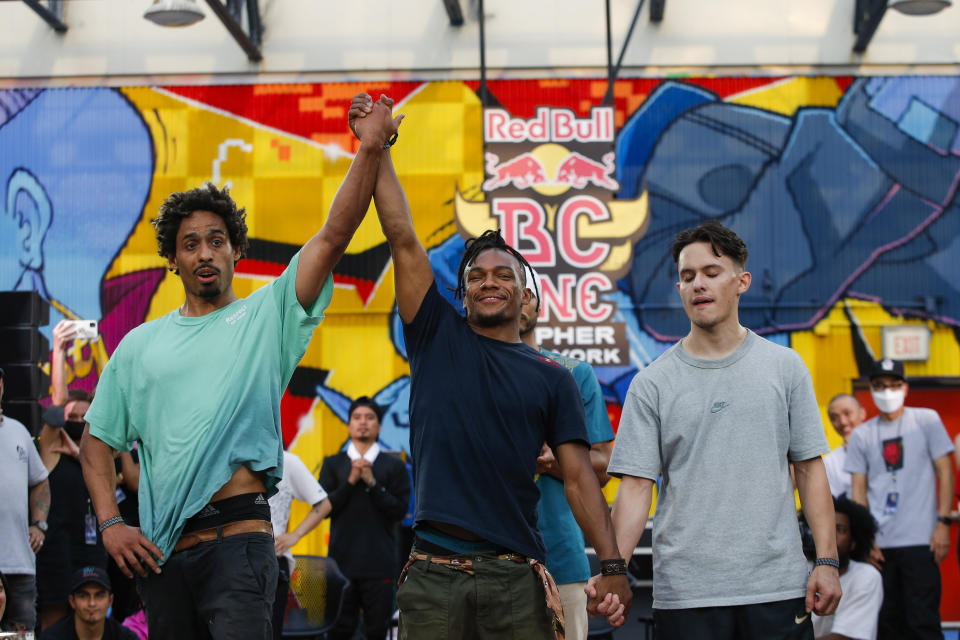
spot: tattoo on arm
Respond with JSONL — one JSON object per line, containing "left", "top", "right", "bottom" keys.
{"left": 31, "top": 480, "right": 51, "bottom": 521}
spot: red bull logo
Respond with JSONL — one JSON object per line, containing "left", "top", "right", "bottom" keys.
{"left": 482, "top": 152, "right": 548, "bottom": 191}
{"left": 483, "top": 150, "right": 619, "bottom": 192}
{"left": 453, "top": 102, "right": 648, "bottom": 365}
{"left": 555, "top": 152, "right": 619, "bottom": 190}
{"left": 484, "top": 107, "right": 615, "bottom": 143}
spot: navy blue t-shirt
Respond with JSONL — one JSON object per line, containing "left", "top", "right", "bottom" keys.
{"left": 403, "top": 281, "right": 589, "bottom": 562}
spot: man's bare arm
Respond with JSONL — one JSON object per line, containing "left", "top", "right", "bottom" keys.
{"left": 80, "top": 429, "right": 162, "bottom": 578}
{"left": 610, "top": 475, "right": 653, "bottom": 561}
{"left": 555, "top": 442, "right": 632, "bottom": 624}
{"left": 51, "top": 319, "right": 76, "bottom": 406}
{"left": 295, "top": 99, "right": 402, "bottom": 310}
{"left": 349, "top": 94, "right": 433, "bottom": 324}
{"left": 27, "top": 479, "right": 50, "bottom": 553}
{"left": 29, "top": 478, "right": 50, "bottom": 523}
{"left": 539, "top": 441, "right": 612, "bottom": 487}
{"left": 275, "top": 498, "right": 332, "bottom": 556}
{"left": 931, "top": 453, "right": 954, "bottom": 563}
{"left": 795, "top": 457, "right": 842, "bottom": 616}
{"left": 584, "top": 474, "right": 653, "bottom": 626}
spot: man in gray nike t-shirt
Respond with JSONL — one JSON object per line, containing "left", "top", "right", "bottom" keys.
{"left": 590, "top": 220, "right": 842, "bottom": 639}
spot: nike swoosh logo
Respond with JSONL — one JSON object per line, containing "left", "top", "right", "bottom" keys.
{"left": 795, "top": 613, "right": 810, "bottom": 624}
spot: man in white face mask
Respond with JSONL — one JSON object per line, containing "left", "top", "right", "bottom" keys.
{"left": 846, "top": 359, "right": 955, "bottom": 640}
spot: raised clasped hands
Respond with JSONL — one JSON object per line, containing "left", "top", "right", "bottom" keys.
{"left": 355, "top": 458, "right": 375, "bottom": 486}
{"left": 348, "top": 93, "right": 404, "bottom": 147}
{"left": 584, "top": 573, "right": 633, "bottom": 627}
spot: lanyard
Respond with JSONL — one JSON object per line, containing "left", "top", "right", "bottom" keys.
{"left": 875, "top": 413, "right": 904, "bottom": 485}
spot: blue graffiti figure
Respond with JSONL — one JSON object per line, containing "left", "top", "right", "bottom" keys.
{"left": 617, "top": 77, "right": 960, "bottom": 341}
{"left": 0, "top": 88, "right": 153, "bottom": 332}
{"left": 316, "top": 376, "right": 411, "bottom": 454}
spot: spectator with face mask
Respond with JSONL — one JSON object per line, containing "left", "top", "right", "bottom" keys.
{"left": 847, "top": 359, "right": 955, "bottom": 640}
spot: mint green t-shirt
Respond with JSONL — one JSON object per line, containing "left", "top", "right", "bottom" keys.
{"left": 85, "top": 252, "right": 332, "bottom": 562}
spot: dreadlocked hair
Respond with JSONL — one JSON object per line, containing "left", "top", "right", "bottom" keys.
{"left": 453, "top": 229, "right": 538, "bottom": 303}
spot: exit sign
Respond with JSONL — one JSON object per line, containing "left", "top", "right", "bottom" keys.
{"left": 882, "top": 325, "right": 931, "bottom": 361}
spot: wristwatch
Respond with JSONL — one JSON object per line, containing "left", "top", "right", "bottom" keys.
{"left": 30, "top": 520, "right": 48, "bottom": 533}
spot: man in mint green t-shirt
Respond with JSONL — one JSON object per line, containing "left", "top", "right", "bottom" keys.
{"left": 79, "top": 98, "right": 403, "bottom": 640}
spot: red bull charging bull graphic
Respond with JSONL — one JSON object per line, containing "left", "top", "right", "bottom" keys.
{"left": 454, "top": 105, "right": 648, "bottom": 365}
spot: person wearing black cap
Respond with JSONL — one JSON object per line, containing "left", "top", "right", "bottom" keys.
{"left": 39, "top": 566, "right": 137, "bottom": 640}
{"left": 846, "top": 359, "right": 955, "bottom": 640}
{"left": 318, "top": 396, "right": 410, "bottom": 640}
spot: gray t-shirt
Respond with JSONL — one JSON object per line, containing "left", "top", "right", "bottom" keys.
{"left": 608, "top": 331, "right": 828, "bottom": 609}
{"left": 844, "top": 407, "right": 953, "bottom": 548}
{"left": 0, "top": 414, "right": 49, "bottom": 575}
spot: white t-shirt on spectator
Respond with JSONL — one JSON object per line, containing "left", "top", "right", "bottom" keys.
{"left": 823, "top": 446, "right": 851, "bottom": 498}
{"left": 269, "top": 451, "right": 328, "bottom": 570}
{"left": 812, "top": 560, "right": 883, "bottom": 640}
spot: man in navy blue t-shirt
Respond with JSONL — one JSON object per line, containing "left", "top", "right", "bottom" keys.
{"left": 350, "top": 93, "right": 631, "bottom": 639}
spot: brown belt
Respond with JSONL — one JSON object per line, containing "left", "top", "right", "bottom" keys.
{"left": 174, "top": 519, "right": 273, "bottom": 553}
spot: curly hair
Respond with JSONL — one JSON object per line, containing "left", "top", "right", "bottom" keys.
{"left": 453, "top": 229, "right": 538, "bottom": 303}
{"left": 151, "top": 182, "right": 249, "bottom": 264}
{"left": 672, "top": 219, "right": 748, "bottom": 271}
{"left": 835, "top": 495, "right": 878, "bottom": 563}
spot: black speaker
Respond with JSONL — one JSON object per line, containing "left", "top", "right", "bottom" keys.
{"left": 0, "top": 290, "right": 50, "bottom": 326}
{"left": 2, "top": 400, "right": 43, "bottom": 435}
{"left": 0, "top": 363, "right": 50, "bottom": 401}
{"left": 0, "top": 327, "right": 50, "bottom": 362}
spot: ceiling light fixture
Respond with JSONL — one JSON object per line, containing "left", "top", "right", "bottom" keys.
{"left": 144, "top": 0, "right": 206, "bottom": 27}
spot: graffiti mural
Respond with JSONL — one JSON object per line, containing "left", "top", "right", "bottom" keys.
{"left": 2, "top": 76, "right": 958, "bottom": 564}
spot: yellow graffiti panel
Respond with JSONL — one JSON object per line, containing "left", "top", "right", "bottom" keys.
{"left": 727, "top": 77, "right": 845, "bottom": 115}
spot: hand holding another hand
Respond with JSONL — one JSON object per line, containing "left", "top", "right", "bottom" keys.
{"left": 348, "top": 93, "right": 404, "bottom": 147}
{"left": 585, "top": 573, "right": 632, "bottom": 627}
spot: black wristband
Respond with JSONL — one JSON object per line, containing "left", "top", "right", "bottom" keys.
{"left": 98, "top": 516, "right": 125, "bottom": 533}
{"left": 938, "top": 516, "right": 953, "bottom": 526}
{"left": 383, "top": 132, "right": 399, "bottom": 149}
{"left": 600, "top": 558, "right": 628, "bottom": 576}
{"left": 814, "top": 557, "right": 840, "bottom": 569}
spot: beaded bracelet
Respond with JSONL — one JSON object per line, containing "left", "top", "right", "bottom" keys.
{"left": 600, "top": 558, "right": 628, "bottom": 576}
{"left": 814, "top": 557, "right": 840, "bottom": 569}
{"left": 98, "top": 516, "right": 125, "bottom": 533}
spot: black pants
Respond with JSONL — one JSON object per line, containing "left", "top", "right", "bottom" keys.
{"left": 272, "top": 557, "right": 291, "bottom": 640}
{"left": 878, "top": 545, "right": 942, "bottom": 640}
{"left": 330, "top": 576, "right": 395, "bottom": 640}
{"left": 653, "top": 598, "right": 813, "bottom": 640}
{"left": 139, "top": 532, "right": 278, "bottom": 640}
